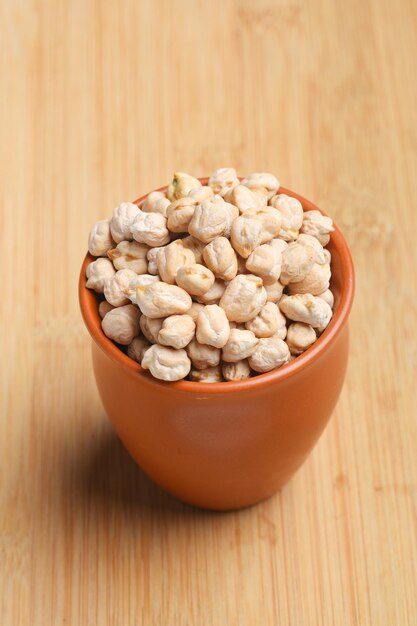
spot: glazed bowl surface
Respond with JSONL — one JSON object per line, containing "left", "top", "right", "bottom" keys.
{"left": 79, "top": 180, "right": 354, "bottom": 510}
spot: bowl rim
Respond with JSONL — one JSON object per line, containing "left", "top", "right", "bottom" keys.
{"left": 79, "top": 179, "right": 355, "bottom": 394}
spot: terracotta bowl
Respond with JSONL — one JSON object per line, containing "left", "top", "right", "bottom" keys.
{"left": 79, "top": 180, "right": 354, "bottom": 510}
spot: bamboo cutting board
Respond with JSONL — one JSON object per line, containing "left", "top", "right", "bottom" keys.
{"left": 1, "top": 1, "right": 416, "bottom": 624}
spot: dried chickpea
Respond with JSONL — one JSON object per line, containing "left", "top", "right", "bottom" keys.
{"left": 269, "top": 238, "right": 288, "bottom": 254}
{"left": 264, "top": 281, "right": 285, "bottom": 303}
{"left": 222, "top": 328, "right": 259, "bottom": 362}
{"left": 136, "top": 282, "right": 192, "bottom": 318}
{"left": 300, "top": 210, "right": 334, "bottom": 245}
{"left": 196, "top": 304, "right": 230, "bottom": 348}
{"left": 167, "top": 172, "right": 201, "bottom": 201}
{"left": 208, "top": 167, "right": 239, "bottom": 197}
{"left": 126, "top": 274, "right": 160, "bottom": 304}
{"left": 219, "top": 274, "right": 267, "bottom": 322}
{"left": 269, "top": 193, "right": 303, "bottom": 241}
{"left": 186, "top": 338, "right": 221, "bottom": 370}
{"left": 188, "top": 199, "right": 231, "bottom": 243}
{"left": 287, "top": 262, "right": 331, "bottom": 296}
{"left": 127, "top": 336, "right": 151, "bottom": 362}
{"left": 317, "top": 289, "right": 334, "bottom": 308}
{"left": 142, "top": 191, "right": 171, "bottom": 217}
{"left": 286, "top": 322, "right": 317, "bottom": 355}
{"left": 186, "top": 302, "right": 205, "bottom": 322}
{"left": 188, "top": 186, "right": 214, "bottom": 202}
{"left": 166, "top": 197, "right": 198, "bottom": 233}
{"left": 189, "top": 365, "right": 223, "bottom": 383}
{"left": 176, "top": 263, "right": 215, "bottom": 297}
{"left": 297, "top": 233, "right": 327, "bottom": 265}
{"left": 280, "top": 242, "right": 317, "bottom": 285}
{"left": 180, "top": 235, "right": 206, "bottom": 263}
{"left": 157, "top": 240, "right": 195, "bottom": 284}
{"left": 279, "top": 293, "right": 332, "bottom": 331}
{"left": 110, "top": 203, "right": 140, "bottom": 243}
{"left": 246, "top": 244, "right": 282, "bottom": 285}
{"left": 131, "top": 210, "right": 170, "bottom": 247}
{"left": 86, "top": 258, "right": 116, "bottom": 293}
{"left": 140, "top": 315, "right": 164, "bottom": 343}
{"left": 88, "top": 219, "right": 115, "bottom": 257}
{"left": 231, "top": 208, "right": 281, "bottom": 258}
{"left": 196, "top": 279, "right": 226, "bottom": 304}
{"left": 141, "top": 344, "right": 191, "bottom": 381}
{"left": 103, "top": 269, "right": 138, "bottom": 306}
{"left": 245, "top": 302, "right": 284, "bottom": 338}
{"left": 107, "top": 240, "right": 149, "bottom": 273}
{"left": 147, "top": 246, "right": 163, "bottom": 275}
{"left": 203, "top": 237, "right": 238, "bottom": 281}
{"left": 224, "top": 184, "right": 263, "bottom": 213}
{"left": 101, "top": 304, "right": 141, "bottom": 345}
{"left": 158, "top": 314, "right": 196, "bottom": 349}
{"left": 98, "top": 300, "right": 114, "bottom": 319}
{"left": 242, "top": 172, "right": 279, "bottom": 200}
{"left": 248, "top": 337, "right": 290, "bottom": 373}
{"left": 222, "top": 360, "right": 251, "bottom": 381}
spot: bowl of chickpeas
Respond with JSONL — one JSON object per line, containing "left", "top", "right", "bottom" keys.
{"left": 79, "top": 169, "right": 354, "bottom": 510}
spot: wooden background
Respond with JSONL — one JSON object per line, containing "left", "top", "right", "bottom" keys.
{"left": 1, "top": 0, "right": 416, "bottom": 624}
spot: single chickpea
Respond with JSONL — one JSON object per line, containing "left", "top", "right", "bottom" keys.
{"left": 286, "top": 262, "right": 331, "bottom": 296}
{"left": 131, "top": 210, "right": 170, "bottom": 247}
{"left": 141, "top": 344, "right": 191, "bottom": 381}
{"left": 222, "top": 328, "right": 259, "bottom": 362}
{"left": 317, "top": 289, "right": 334, "bottom": 308}
{"left": 196, "top": 279, "right": 226, "bottom": 304}
{"left": 188, "top": 198, "right": 232, "bottom": 243}
{"left": 300, "top": 210, "right": 334, "bottom": 246}
{"left": 166, "top": 197, "right": 198, "bottom": 233}
{"left": 265, "top": 281, "right": 285, "bottom": 303}
{"left": 297, "top": 233, "right": 327, "bottom": 264}
{"left": 107, "top": 240, "right": 149, "bottom": 273}
{"left": 219, "top": 274, "right": 267, "bottom": 322}
{"left": 167, "top": 172, "right": 202, "bottom": 201}
{"left": 224, "top": 184, "right": 263, "bottom": 214}
{"left": 188, "top": 186, "right": 214, "bottom": 202}
{"left": 140, "top": 315, "right": 164, "bottom": 343}
{"left": 157, "top": 240, "right": 195, "bottom": 284}
{"left": 110, "top": 202, "right": 140, "bottom": 243}
{"left": 98, "top": 300, "right": 114, "bottom": 319}
{"left": 245, "top": 244, "right": 282, "bottom": 285}
{"left": 88, "top": 219, "right": 115, "bottom": 257}
{"left": 189, "top": 365, "right": 223, "bottom": 383}
{"left": 135, "top": 282, "right": 192, "bottom": 318}
{"left": 86, "top": 258, "right": 116, "bottom": 293}
{"left": 141, "top": 191, "right": 171, "bottom": 217}
{"left": 245, "top": 302, "right": 284, "bottom": 338}
{"left": 269, "top": 194, "right": 303, "bottom": 241}
{"left": 208, "top": 167, "right": 239, "bottom": 197}
{"left": 103, "top": 269, "right": 138, "bottom": 306}
{"left": 101, "top": 304, "right": 141, "bottom": 345}
{"left": 279, "top": 293, "right": 333, "bottom": 331}
{"left": 230, "top": 208, "right": 281, "bottom": 258}
{"left": 248, "top": 336, "right": 290, "bottom": 373}
{"left": 157, "top": 314, "right": 196, "bottom": 349}
{"left": 126, "top": 274, "right": 160, "bottom": 304}
{"left": 186, "top": 338, "right": 221, "bottom": 370}
{"left": 222, "top": 360, "right": 252, "bottom": 381}
{"left": 176, "top": 263, "right": 216, "bottom": 297}
{"left": 203, "top": 237, "right": 238, "bottom": 281}
{"left": 286, "top": 322, "right": 317, "bottom": 355}
{"left": 242, "top": 172, "right": 280, "bottom": 200}
{"left": 196, "top": 304, "right": 230, "bottom": 348}
{"left": 127, "top": 335, "right": 151, "bottom": 363}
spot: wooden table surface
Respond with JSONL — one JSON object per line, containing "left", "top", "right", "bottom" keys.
{"left": 1, "top": 1, "right": 416, "bottom": 624}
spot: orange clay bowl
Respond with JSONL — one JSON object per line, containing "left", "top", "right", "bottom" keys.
{"left": 79, "top": 179, "right": 355, "bottom": 511}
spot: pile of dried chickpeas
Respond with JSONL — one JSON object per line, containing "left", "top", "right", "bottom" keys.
{"left": 86, "top": 169, "right": 335, "bottom": 382}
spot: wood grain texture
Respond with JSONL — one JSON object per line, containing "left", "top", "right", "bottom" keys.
{"left": 1, "top": 0, "right": 416, "bottom": 624}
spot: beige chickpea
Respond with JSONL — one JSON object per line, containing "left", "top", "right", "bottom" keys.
{"left": 136, "top": 281, "right": 192, "bottom": 318}
{"left": 186, "top": 302, "right": 205, "bottom": 322}
{"left": 269, "top": 193, "right": 303, "bottom": 241}
{"left": 280, "top": 243, "right": 317, "bottom": 285}
{"left": 157, "top": 240, "right": 195, "bottom": 284}
{"left": 246, "top": 244, "right": 282, "bottom": 285}
{"left": 219, "top": 274, "right": 267, "bottom": 322}
{"left": 110, "top": 202, "right": 140, "bottom": 243}
{"left": 242, "top": 172, "right": 280, "bottom": 200}
{"left": 222, "top": 328, "right": 259, "bottom": 362}
{"left": 126, "top": 273, "right": 160, "bottom": 304}
{"left": 296, "top": 233, "right": 327, "bottom": 264}
{"left": 167, "top": 172, "right": 202, "bottom": 201}
{"left": 180, "top": 235, "right": 206, "bottom": 263}
{"left": 107, "top": 240, "right": 149, "bottom": 273}
{"left": 86, "top": 258, "right": 116, "bottom": 293}
{"left": 101, "top": 304, "right": 141, "bottom": 345}
{"left": 131, "top": 210, "right": 170, "bottom": 247}
{"left": 203, "top": 237, "right": 238, "bottom": 281}
{"left": 269, "top": 238, "right": 288, "bottom": 255}
{"left": 208, "top": 167, "right": 239, "bottom": 197}
{"left": 286, "top": 322, "right": 317, "bottom": 355}
{"left": 196, "top": 279, "right": 226, "bottom": 304}
{"left": 189, "top": 365, "right": 223, "bottom": 383}
{"left": 188, "top": 199, "right": 231, "bottom": 243}
{"left": 287, "top": 262, "right": 331, "bottom": 296}
{"left": 146, "top": 246, "right": 163, "bottom": 275}
{"left": 186, "top": 338, "right": 221, "bottom": 370}
{"left": 188, "top": 186, "right": 214, "bottom": 202}
{"left": 176, "top": 263, "right": 215, "bottom": 297}
{"left": 245, "top": 302, "right": 285, "bottom": 338}
{"left": 127, "top": 335, "right": 151, "bottom": 363}
{"left": 279, "top": 293, "right": 333, "bottom": 331}
{"left": 98, "top": 300, "right": 115, "bottom": 319}
{"left": 300, "top": 210, "right": 334, "bottom": 245}
{"left": 230, "top": 208, "right": 281, "bottom": 258}
{"left": 224, "top": 184, "right": 263, "bottom": 213}
{"left": 196, "top": 305, "right": 230, "bottom": 348}
{"left": 265, "top": 281, "right": 285, "bottom": 303}
{"left": 88, "top": 219, "right": 115, "bottom": 257}
{"left": 140, "top": 315, "right": 164, "bottom": 343}
{"left": 157, "top": 314, "right": 196, "bottom": 349}
{"left": 103, "top": 269, "right": 138, "bottom": 306}
{"left": 166, "top": 197, "right": 198, "bottom": 233}
{"left": 141, "top": 344, "right": 191, "bottom": 381}
{"left": 317, "top": 289, "right": 334, "bottom": 308}
{"left": 248, "top": 336, "right": 290, "bottom": 373}
{"left": 222, "top": 360, "right": 251, "bottom": 382}
{"left": 323, "top": 249, "right": 331, "bottom": 264}
{"left": 141, "top": 191, "right": 171, "bottom": 217}
{"left": 223, "top": 201, "right": 240, "bottom": 238}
